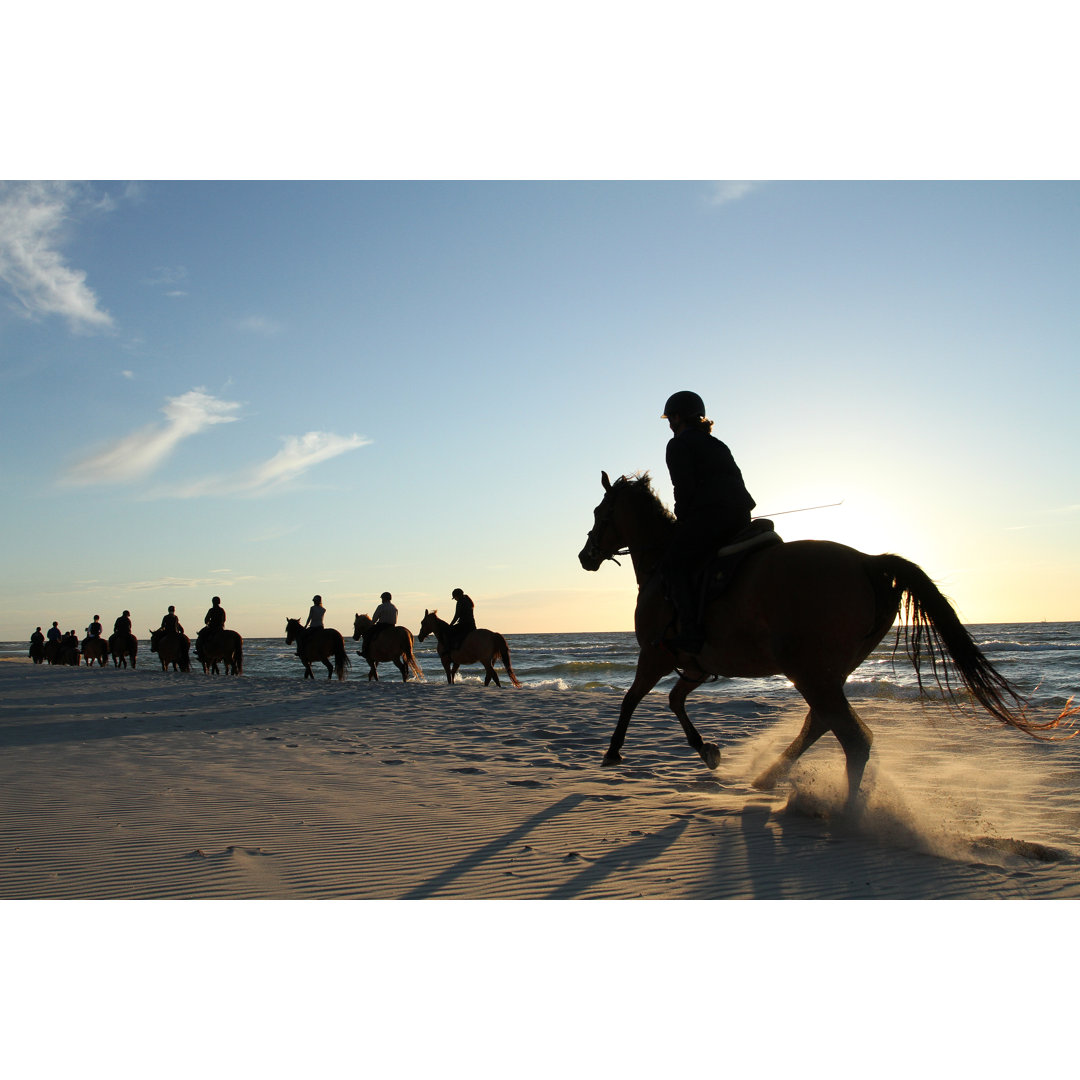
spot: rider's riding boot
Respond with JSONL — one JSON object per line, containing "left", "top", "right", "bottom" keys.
{"left": 668, "top": 570, "right": 706, "bottom": 653}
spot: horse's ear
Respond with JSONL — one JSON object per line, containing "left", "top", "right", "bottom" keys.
{"left": 602, "top": 471, "right": 612, "bottom": 492}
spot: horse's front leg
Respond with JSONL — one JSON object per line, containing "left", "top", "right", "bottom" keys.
{"left": 668, "top": 672, "right": 720, "bottom": 769}
{"left": 605, "top": 644, "right": 674, "bottom": 766}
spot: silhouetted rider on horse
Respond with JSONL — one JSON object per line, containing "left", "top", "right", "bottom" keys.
{"left": 360, "top": 592, "right": 397, "bottom": 661}
{"left": 156, "top": 605, "right": 191, "bottom": 668}
{"left": 198, "top": 596, "right": 226, "bottom": 655}
{"left": 447, "top": 588, "right": 476, "bottom": 655}
{"left": 661, "top": 390, "right": 756, "bottom": 653}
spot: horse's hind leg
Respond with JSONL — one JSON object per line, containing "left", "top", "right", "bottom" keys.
{"left": 752, "top": 708, "right": 830, "bottom": 791}
{"left": 322, "top": 658, "right": 334, "bottom": 680}
{"left": 483, "top": 662, "right": 502, "bottom": 687}
{"left": 830, "top": 697, "right": 873, "bottom": 809}
{"left": 756, "top": 687, "right": 873, "bottom": 809}
{"left": 668, "top": 673, "right": 721, "bottom": 770}
{"left": 394, "top": 657, "right": 408, "bottom": 682}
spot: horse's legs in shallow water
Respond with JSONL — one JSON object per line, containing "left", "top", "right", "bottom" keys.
{"left": 322, "top": 658, "right": 334, "bottom": 679}
{"left": 482, "top": 662, "right": 502, "bottom": 687}
{"left": 393, "top": 657, "right": 408, "bottom": 681}
{"left": 668, "top": 671, "right": 722, "bottom": 770}
{"left": 604, "top": 645, "right": 675, "bottom": 766}
{"left": 440, "top": 653, "right": 454, "bottom": 684}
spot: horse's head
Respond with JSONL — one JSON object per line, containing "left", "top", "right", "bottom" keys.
{"left": 579, "top": 470, "right": 672, "bottom": 572}
{"left": 417, "top": 609, "right": 438, "bottom": 642}
{"left": 353, "top": 613, "right": 371, "bottom": 640}
{"left": 579, "top": 471, "right": 629, "bottom": 571}
{"left": 285, "top": 617, "right": 302, "bottom": 644}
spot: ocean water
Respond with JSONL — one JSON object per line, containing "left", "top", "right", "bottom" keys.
{"left": 5, "top": 621, "right": 1077, "bottom": 710}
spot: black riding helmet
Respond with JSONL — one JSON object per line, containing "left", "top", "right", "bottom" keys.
{"left": 662, "top": 391, "right": 706, "bottom": 419}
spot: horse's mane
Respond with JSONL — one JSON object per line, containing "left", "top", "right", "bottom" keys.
{"left": 615, "top": 472, "right": 675, "bottom": 526}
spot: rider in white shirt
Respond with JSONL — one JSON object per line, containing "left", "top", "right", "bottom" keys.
{"left": 305, "top": 595, "right": 326, "bottom": 630}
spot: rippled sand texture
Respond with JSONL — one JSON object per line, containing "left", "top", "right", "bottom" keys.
{"left": 2, "top": 662, "right": 1079, "bottom": 899}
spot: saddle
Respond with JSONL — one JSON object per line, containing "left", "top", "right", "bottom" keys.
{"left": 706, "top": 518, "right": 782, "bottom": 596}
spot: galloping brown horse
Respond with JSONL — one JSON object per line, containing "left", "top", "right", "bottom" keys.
{"left": 109, "top": 631, "right": 138, "bottom": 668}
{"left": 81, "top": 636, "right": 109, "bottom": 667}
{"left": 285, "top": 618, "right": 349, "bottom": 681}
{"left": 579, "top": 472, "right": 1072, "bottom": 805}
{"left": 417, "top": 610, "right": 521, "bottom": 687}
{"left": 352, "top": 614, "right": 422, "bottom": 682}
{"left": 150, "top": 628, "right": 191, "bottom": 672}
{"left": 195, "top": 628, "right": 243, "bottom": 675}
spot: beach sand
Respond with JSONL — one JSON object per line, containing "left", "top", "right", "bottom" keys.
{"left": 8, "top": 657, "right": 1077, "bottom": 1078}
{"left": 3, "top": 659, "right": 1079, "bottom": 901}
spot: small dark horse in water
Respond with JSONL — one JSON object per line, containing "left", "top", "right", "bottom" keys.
{"left": 352, "top": 614, "right": 423, "bottom": 682}
{"left": 150, "top": 628, "right": 191, "bottom": 672}
{"left": 579, "top": 471, "right": 1074, "bottom": 806}
{"left": 417, "top": 610, "right": 521, "bottom": 687}
{"left": 195, "top": 627, "right": 244, "bottom": 675}
{"left": 285, "top": 618, "right": 349, "bottom": 681}
{"left": 109, "top": 631, "right": 138, "bottom": 668}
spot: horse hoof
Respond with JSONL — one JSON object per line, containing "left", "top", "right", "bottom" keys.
{"left": 702, "top": 743, "right": 721, "bottom": 770}
{"left": 602, "top": 751, "right": 623, "bottom": 767}
{"left": 751, "top": 770, "right": 778, "bottom": 791}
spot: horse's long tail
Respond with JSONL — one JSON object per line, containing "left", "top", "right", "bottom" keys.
{"left": 334, "top": 632, "right": 350, "bottom": 681}
{"left": 233, "top": 633, "right": 244, "bottom": 675}
{"left": 402, "top": 630, "right": 423, "bottom": 679}
{"left": 496, "top": 634, "right": 522, "bottom": 688}
{"left": 873, "top": 553, "right": 1073, "bottom": 737}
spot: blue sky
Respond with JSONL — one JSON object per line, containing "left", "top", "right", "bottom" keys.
{"left": 1, "top": 180, "right": 1077, "bottom": 639}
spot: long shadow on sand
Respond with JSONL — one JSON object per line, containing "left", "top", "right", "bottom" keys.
{"left": 543, "top": 816, "right": 690, "bottom": 898}
{"left": 403, "top": 793, "right": 590, "bottom": 898}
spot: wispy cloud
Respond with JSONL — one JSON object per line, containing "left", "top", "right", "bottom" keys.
{"left": 169, "top": 431, "right": 371, "bottom": 498}
{"left": 707, "top": 181, "right": 767, "bottom": 207}
{"left": 121, "top": 573, "right": 256, "bottom": 592}
{"left": 62, "top": 388, "right": 240, "bottom": 486}
{"left": 147, "top": 265, "right": 188, "bottom": 297}
{"left": 0, "top": 181, "right": 114, "bottom": 332}
{"left": 234, "top": 315, "right": 283, "bottom": 336}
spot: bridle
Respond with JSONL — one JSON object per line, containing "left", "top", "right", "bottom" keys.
{"left": 581, "top": 499, "right": 630, "bottom": 567}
